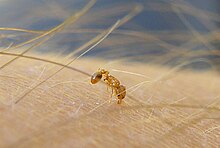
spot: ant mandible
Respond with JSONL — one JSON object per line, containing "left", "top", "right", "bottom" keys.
{"left": 91, "top": 68, "right": 126, "bottom": 104}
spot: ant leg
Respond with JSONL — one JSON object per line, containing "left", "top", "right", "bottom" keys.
{"left": 117, "top": 99, "right": 122, "bottom": 104}
{"left": 108, "top": 87, "right": 113, "bottom": 103}
{"left": 115, "top": 88, "right": 122, "bottom": 104}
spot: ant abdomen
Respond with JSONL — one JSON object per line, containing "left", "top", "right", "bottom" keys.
{"left": 91, "top": 72, "right": 102, "bottom": 84}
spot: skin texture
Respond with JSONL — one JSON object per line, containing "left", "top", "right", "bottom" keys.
{"left": 0, "top": 55, "right": 219, "bottom": 147}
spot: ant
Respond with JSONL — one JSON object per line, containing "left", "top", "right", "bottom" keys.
{"left": 91, "top": 68, "right": 126, "bottom": 104}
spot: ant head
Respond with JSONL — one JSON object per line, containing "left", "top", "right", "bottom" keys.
{"left": 91, "top": 72, "right": 102, "bottom": 84}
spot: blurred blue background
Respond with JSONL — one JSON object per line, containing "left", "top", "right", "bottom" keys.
{"left": 0, "top": 0, "right": 220, "bottom": 71}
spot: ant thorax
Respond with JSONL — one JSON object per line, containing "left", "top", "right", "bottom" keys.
{"left": 107, "top": 75, "right": 120, "bottom": 88}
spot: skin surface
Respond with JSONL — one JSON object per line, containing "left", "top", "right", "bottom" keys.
{"left": 0, "top": 55, "right": 219, "bottom": 147}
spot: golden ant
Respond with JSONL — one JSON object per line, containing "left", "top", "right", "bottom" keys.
{"left": 91, "top": 68, "right": 126, "bottom": 104}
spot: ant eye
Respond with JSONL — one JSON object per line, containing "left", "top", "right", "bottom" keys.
{"left": 91, "top": 72, "right": 102, "bottom": 84}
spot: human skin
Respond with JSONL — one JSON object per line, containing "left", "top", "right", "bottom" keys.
{"left": 0, "top": 55, "right": 219, "bottom": 148}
